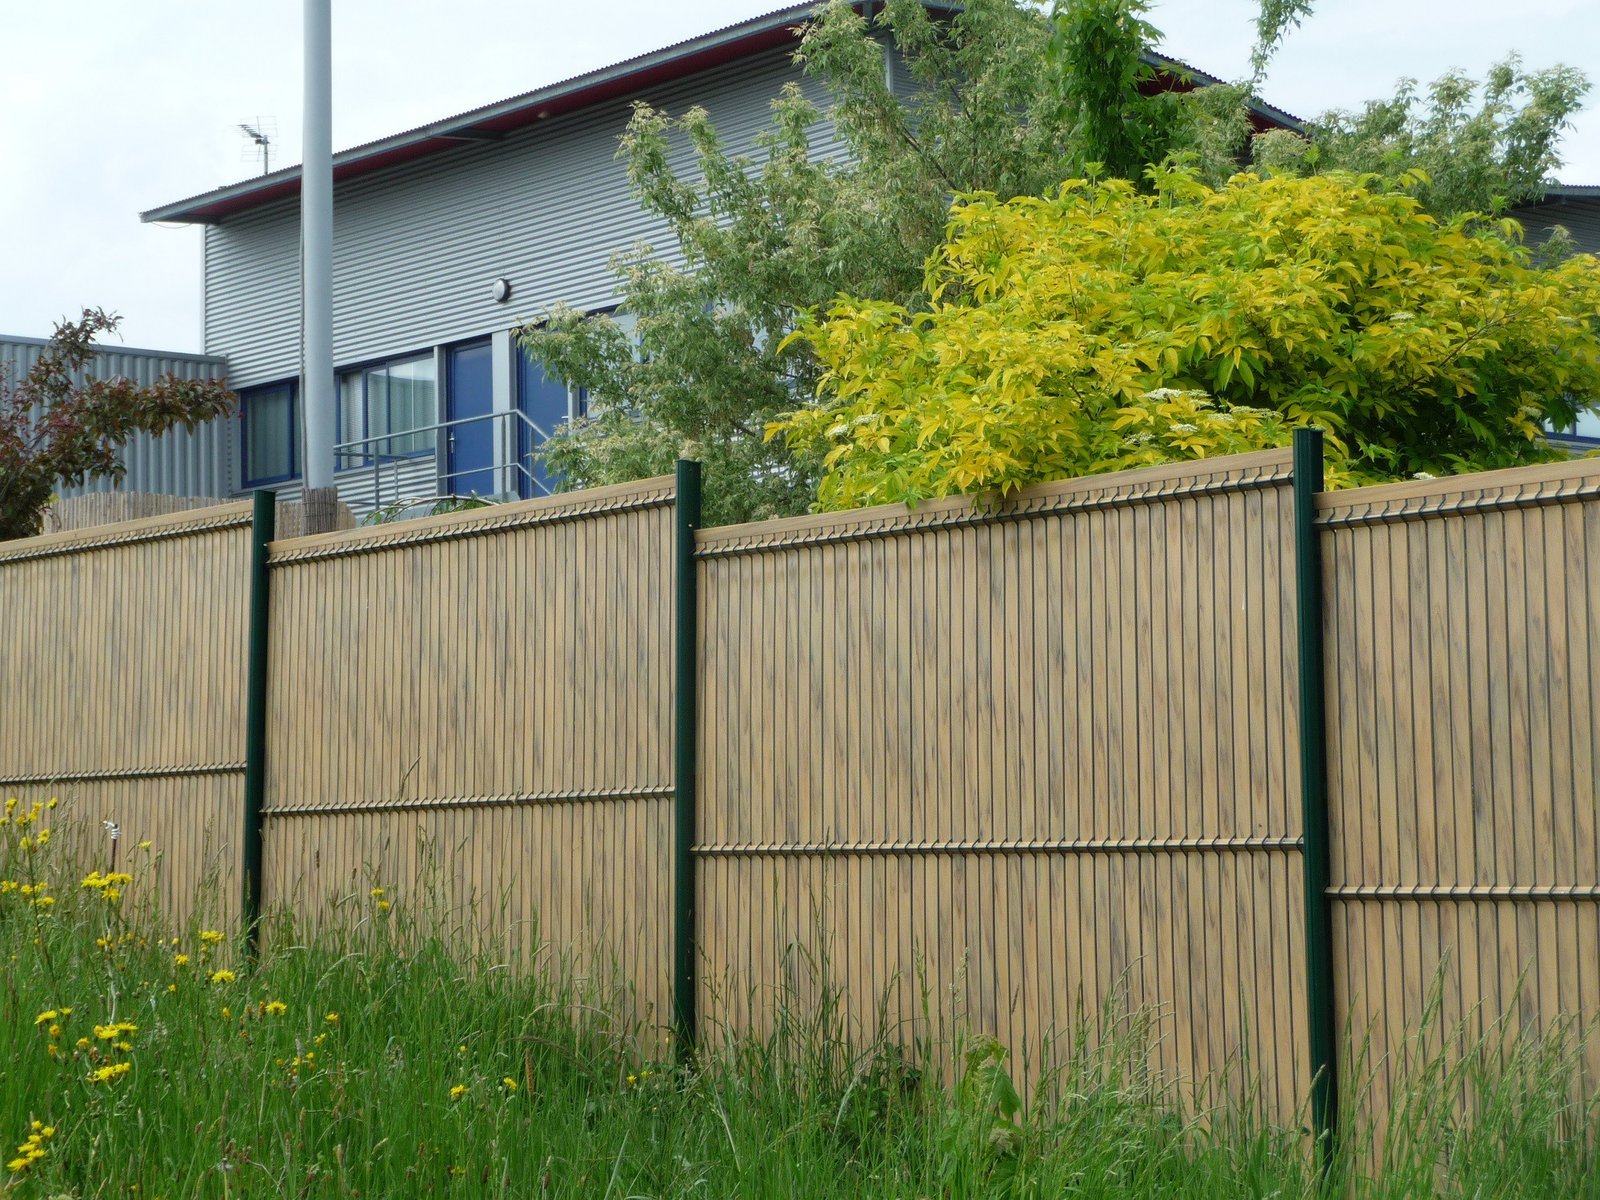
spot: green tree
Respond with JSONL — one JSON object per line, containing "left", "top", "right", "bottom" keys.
{"left": 0, "top": 310, "right": 235, "bottom": 541}
{"left": 523, "top": 0, "right": 1248, "bottom": 525}
{"left": 1253, "top": 55, "right": 1591, "bottom": 216}
{"left": 524, "top": 0, "right": 1590, "bottom": 521}
{"left": 771, "top": 170, "right": 1600, "bottom": 511}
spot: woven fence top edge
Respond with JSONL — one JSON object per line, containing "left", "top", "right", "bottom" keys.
{"left": 694, "top": 449, "right": 1294, "bottom": 556}
{"left": 1315, "top": 456, "right": 1600, "bottom": 525}
{"left": 266, "top": 476, "right": 675, "bottom": 564}
{"left": 0, "top": 501, "right": 255, "bottom": 565}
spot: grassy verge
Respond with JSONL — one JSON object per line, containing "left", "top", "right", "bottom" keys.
{"left": 2, "top": 802, "right": 1596, "bottom": 1198}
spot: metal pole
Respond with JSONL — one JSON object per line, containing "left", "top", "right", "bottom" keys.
{"left": 673, "top": 459, "right": 703, "bottom": 1056}
{"left": 242, "top": 490, "right": 276, "bottom": 956}
{"left": 301, "top": 0, "right": 335, "bottom": 491}
{"left": 1293, "top": 427, "right": 1338, "bottom": 1165}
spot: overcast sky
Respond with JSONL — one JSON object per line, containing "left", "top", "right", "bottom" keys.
{"left": 2, "top": 0, "right": 1595, "bottom": 353}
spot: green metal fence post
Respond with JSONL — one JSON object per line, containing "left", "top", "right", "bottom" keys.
{"left": 241, "top": 490, "right": 275, "bottom": 958}
{"left": 673, "top": 459, "right": 703, "bottom": 1057}
{"left": 1293, "top": 428, "right": 1338, "bottom": 1165}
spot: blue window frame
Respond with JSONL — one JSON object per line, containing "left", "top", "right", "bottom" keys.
{"left": 240, "top": 380, "right": 298, "bottom": 487}
{"left": 337, "top": 354, "right": 437, "bottom": 468}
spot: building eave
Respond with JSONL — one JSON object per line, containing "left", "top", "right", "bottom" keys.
{"left": 141, "top": 5, "right": 1301, "bottom": 227}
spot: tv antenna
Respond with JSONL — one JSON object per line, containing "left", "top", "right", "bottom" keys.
{"left": 238, "top": 119, "right": 276, "bottom": 175}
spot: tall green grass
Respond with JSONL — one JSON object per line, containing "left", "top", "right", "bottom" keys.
{"left": 2, "top": 804, "right": 1595, "bottom": 1198}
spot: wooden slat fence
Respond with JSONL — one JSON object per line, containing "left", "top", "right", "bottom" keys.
{"left": 1318, "top": 459, "right": 1600, "bottom": 1117}
{"left": 2, "top": 446, "right": 1597, "bottom": 1136}
{"left": 693, "top": 450, "right": 1311, "bottom": 1119}
{"left": 259, "top": 477, "right": 677, "bottom": 1023}
{"left": 0, "top": 504, "right": 255, "bottom": 927}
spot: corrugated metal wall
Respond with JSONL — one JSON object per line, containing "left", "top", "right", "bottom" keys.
{"left": 0, "top": 336, "right": 232, "bottom": 499}
{"left": 203, "top": 45, "right": 845, "bottom": 389}
{"left": 1506, "top": 195, "right": 1600, "bottom": 257}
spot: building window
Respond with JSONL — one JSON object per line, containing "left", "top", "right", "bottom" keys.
{"left": 241, "top": 381, "right": 297, "bottom": 486}
{"left": 337, "top": 354, "right": 437, "bottom": 466}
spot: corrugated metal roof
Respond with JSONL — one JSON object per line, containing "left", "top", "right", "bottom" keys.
{"left": 143, "top": 2, "right": 1301, "bottom": 226}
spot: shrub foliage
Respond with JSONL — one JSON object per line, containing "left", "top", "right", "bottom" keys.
{"left": 772, "top": 169, "right": 1600, "bottom": 510}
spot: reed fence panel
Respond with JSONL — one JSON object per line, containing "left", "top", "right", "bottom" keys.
{"left": 259, "top": 478, "right": 676, "bottom": 1019}
{"left": 1318, "top": 459, "right": 1600, "bottom": 1117}
{"left": 693, "top": 451, "right": 1311, "bottom": 1119}
{"left": 0, "top": 505, "right": 255, "bottom": 925}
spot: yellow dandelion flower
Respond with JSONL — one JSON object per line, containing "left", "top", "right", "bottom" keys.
{"left": 209, "top": 969, "right": 236, "bottom": 984}
{"left": 75, "top": 1037, "right": 90, "bottom": 1049}
{"left": 263, "top": 1000, "right": 287, "bottom": 1016}
{"left": 48, "top": 1025, "right": 61, "bottom": 1039}
{"left": 34, "top": 1010, "right": 58, "bottom": 1026}
{"left": 325, "top": 1012, "right": 339, "bottom": 1024}
{"left": 369, "top": 886, "right": 385, "bottom": 899}
{"left": 174, "top": 953, "right": 190, "bottom": 966}
{"left": 377, "top": 899, "right": 391, "bottom": 912}
{"left": 167, "top": 984, "right": 177, "bottom": 993}
{"left": 138, "top": 840, "right": 152, "bottom": 850}
{"left": 89, "top": 1062, "right": 132, "bottom": 1083}
{"left": 449, "top": 1084, "right": 468, "bottom": 1101}
{"left": 501, "top": 1076, "right": 518, "bottom": 1091}
{"left": 199, "top": 929, "right": 224, "bottom": 945}
{"left": 221, "top": 1006, "right": 232, "bottom": 1020}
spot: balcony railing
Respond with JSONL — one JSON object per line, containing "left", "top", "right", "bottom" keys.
{"left": 333, "top": 409, "right": 555, "bottom": 516}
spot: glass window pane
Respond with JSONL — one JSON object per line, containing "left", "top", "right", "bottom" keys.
{"left": 367, "top": 368, "right": 392, "bottom": 457}
{"left": 386, "top": 357, "right": 436, "bottom": 455}
{"left": 244, "top": 384, "right": 294, "bottom": 484}
{"left": 1575, "top": 407, "right": 1600, "bottom": 441}
{"left": 337, "top": 372, "right": 364, "bottom": 468}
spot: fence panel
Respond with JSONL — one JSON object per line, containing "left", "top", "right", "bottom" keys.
{"left": 1319, "top": 459, "right": 1600, "bottom": 1116}
{"left": 0, "top": 504, "right": 255, "bottom": 926}
{"left": 260, "top": 478, "right": 676, "bottom": 1023}
{"left": 693, "top": 450, "right": 1310, "bottom": 1118}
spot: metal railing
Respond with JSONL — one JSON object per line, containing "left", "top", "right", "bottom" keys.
{"left": 333, "top": 408, "right": 555, "bottom": 515}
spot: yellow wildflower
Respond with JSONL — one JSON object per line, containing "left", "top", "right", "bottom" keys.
{"left": 377, "top": 899, "right": 391, "bottom": 912}
{"left": 89, "top": 1062, "right": 131, "bottom": 1083}
{"left": 263, "top": 1000, "right": 287, "bottom": 1016}
{"left": 138, "top": 840, "right": 152, "bottom": 850}
{"left": 93, "top": 1022, "right": 136, "bottom": 1040}
{"left": 449, "top": 1084, "right": 468, "bottom": 1101}
{"left": 48, "top": 1025, "right": 61, "bottom": 1039}
{"left": 199, "top": 930, "right": 224, "bottom": 945}
{"left": 501, "top": 1076, "right": 518, "bottom": 1091}
{"left": 174, "top": 953, "right": 190, "bottom": 966}
{"left": 325, "top": 1012, "right": 339, "bottom": 1024}
{"left": 210, "top": 969, "right": 236, "bottom": 985}
{"left": 370, "top": 886, "right": 385, "bottom": 899}
{"left": 34, "top": 1010, "right": 57, "bottom": 1026}
{"left": 75, "top": 1037, "right": 90, "bottom": 1050}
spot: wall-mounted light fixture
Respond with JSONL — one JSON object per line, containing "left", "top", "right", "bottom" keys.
{"left": 491, "top": 278, "right": 512, "bottom": 303}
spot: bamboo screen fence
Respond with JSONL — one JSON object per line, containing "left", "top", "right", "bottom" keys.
{"left": 1317, "top": 459, "right": 1600, "bottom": 1114}
{"left": 0, "top": 504, "right": 255, "bottom": 926}
{"left": 693, "top": 450, "right": 1311, "bottom": 1117}
{"left": 2, "top": 446, "right": 1597, "bottom": 1135}
{"left": 260, "top": 478, "right": 678, "bottom": 1021}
